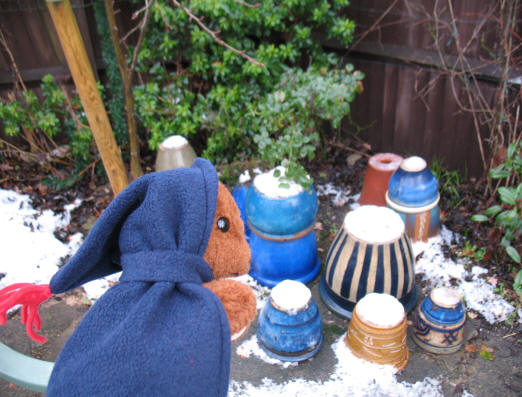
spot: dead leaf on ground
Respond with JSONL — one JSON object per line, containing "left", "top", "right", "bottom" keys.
{"left": 464, "top": 344, "right": 477, "bottom": 353}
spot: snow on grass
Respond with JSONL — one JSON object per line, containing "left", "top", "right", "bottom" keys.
{"left": 231, "top": 335, "right": 443, "bottom": 397}
{"left": 0, "top": 189, "right": 82, "bottom": 288}
{"left": 316, "top": 184, "right": 355, "bottom": 207}
{"left": 412, "top": 226, "right": 518, "bottom": 324}
{"left": 0, "top": 188, "right": 119, "bottom": 302}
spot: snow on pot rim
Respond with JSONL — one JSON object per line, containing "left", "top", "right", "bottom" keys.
{"left": 270, "top": 280, "right": 312, "bottom": 314}
{"left": 252, "top": 167, "right": 306, "bottom": 199}
{"left": 430, "top": 286, "right": 462, "bottom": 308}
{"left": 355, "top": 293, "right": 405, "bottom": 329}
{"left": 160, "top": 135, "right": 189, "bottom": 149}
{"left": 343, "top": 205, "right": 405, "bottom": 244}
{"left": 246, "top": 167, "right": 318, "bottom": 237}
{"left": 387, "top": 156, "right": 439, "bottom": 208}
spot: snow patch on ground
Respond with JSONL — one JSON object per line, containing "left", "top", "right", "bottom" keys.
{"left": 0, "top": 189, "right": 119, "bottom": 302}
{"left": 0, "top": 189, "right": 82, "bottom": 288}
{"left": 231, "top": 335, "right": 444, "bottom": 397}
{"left": 413, "top": 226, "right": 516, "bottom": 324}
{"left": 316, "top": 184, "right": 355, "bottom": 207}
{"left": 236, "top": 334, "right": 298, "bottom": 369}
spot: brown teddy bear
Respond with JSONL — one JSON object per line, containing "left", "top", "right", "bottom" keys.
{"left": 204, "top": 181, "right": 257, "bottom": 339}
{"left": 0, "top": 158, "right": 257, "bottom": 396}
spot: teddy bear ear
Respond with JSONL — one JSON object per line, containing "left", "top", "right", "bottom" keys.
{"left": 49, "top": 175, "right": 154, "bottom": 294}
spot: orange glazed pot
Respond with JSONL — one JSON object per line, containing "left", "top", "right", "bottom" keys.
{"left": 344, "top": 294, "right": 409, "bottom": 372}
{"left": 359, "top": 153, "right": 403, "bottom": 207}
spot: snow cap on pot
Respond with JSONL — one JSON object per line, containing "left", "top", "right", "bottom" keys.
{"left": 257, "top": 279, "right": 323, "bottom": 362}
{"left": 246, "top": 166, "right": 321, "bottom": 287}
{"left": 385, "top": 156, "right": 440, "bottom": 241}
{"left": 320, "top": 205, "right": 417, "bottom": 319}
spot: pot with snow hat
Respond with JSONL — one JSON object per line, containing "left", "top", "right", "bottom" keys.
{"left": 155, "top": 135, "right": 197, "bottom": 171}
{"left": 385, "top": 156, "right": 440, "bottom": 242}
{"left": 412, "top": 287, "right": 466, "bottom": 354}
{"left": 359, "top": 153, "right": 403, "bottom": 207}
{"left": 257, "top": 280, "right": 323, "bottom": 362}
{"left": 345, "top": 293, "right": 409, "bottom": 371}
{"left": 320, "top": 205, "right": 417, "bottom": 319}
{"left": 246, "top": 167, "right": 321, "bottom": 287}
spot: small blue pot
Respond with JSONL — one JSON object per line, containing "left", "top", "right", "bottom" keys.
{"left": 412, "top": 287, "right": 466, "bottom": 354}
{"left": 257, "top": 293, "right": 323, "bottom": 361}
{"left": 245, "top": 185, "right": 318, "bottom": 237}
{"left": 249, "top": 229, "right": 321, "bottom": 287}
{"left": 387, "top": 157, "right": 439, "bottom": 208}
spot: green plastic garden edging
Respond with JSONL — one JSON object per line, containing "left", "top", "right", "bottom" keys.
{"left": 0, "top": 342, "right": 53, "bottom": 393}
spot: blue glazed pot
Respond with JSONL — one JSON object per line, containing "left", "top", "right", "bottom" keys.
{"left": 232, "top": 184, "right": 251, "bottom": 239}
{"left": 412, "top": 287, "right": 466, "bottom": 354}
{"left": 319, "top": 206, "right": 417, "bottom": 319}
{"left": 249, "top": 229, "right": 321, "bottom": 287}
{"left": 245, "top": 184, "right": 318, "bottom": 237}
{"left": 257, "top": 286, "right": 323, "bottom": 361}
{"left": 387, "top": 156, "right": 438, "bottom": 208}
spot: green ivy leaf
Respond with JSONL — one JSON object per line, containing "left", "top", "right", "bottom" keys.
{"left": 499, "top": 187, "right": 516, "bottom": 205}
{"left": 472, "top": 214, "right": 489, "bottom": 222}
{"left": 505, "top": 246, "right": 521, "bottom": 264}
{"left": 485, "top": 205, "right": 502, "bottom": 217}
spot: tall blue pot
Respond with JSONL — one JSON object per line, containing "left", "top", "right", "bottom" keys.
{"left": 245, "top": 183, "right": 320, "bottom": 286}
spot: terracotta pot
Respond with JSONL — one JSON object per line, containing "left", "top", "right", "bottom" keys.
{"left": 320, "top": 206, "right": 417, "bottom": 319}
{"left": 155, "top": 135, "right": 197, "bottom": 171}
{"left": 412, "top": 287, "right": 466, "bottom": 354}
{"left": 344, "top": 294, "right": 409, "bottom": 371}
{"left": 359, "top": 153, "right": 403, "bottom": 207}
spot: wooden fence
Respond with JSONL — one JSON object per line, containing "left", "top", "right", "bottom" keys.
{"left": 0, "top": 0, "right": 519, "bottom": 177}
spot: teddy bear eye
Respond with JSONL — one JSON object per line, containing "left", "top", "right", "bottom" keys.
{"left": 217, "top": 217, "right": 229, "bottom": 233}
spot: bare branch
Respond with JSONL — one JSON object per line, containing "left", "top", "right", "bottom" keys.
{"left": 234, "top": 0, "right": 260, "bottom": 9}
{"left": 129, "top": 0, "right": 156, "bottom": 73}
{"left": 0, "top": 28, "right": 26, "bottom": 92}
{"left": 170, "top": 0, "right": 264, "bottom": 67}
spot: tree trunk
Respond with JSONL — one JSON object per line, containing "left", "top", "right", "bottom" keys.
{"left": 103, "top": 0, "right": 143, "bottom": 179}
{"left": 46, "top": 0, "right": 129, "bottom": 195}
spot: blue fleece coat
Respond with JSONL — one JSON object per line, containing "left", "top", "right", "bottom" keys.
{"left": 46, "top": 159, "right": 230, "bottom": 397}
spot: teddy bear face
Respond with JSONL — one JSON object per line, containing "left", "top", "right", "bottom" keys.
{"left": 204, "top": 182, "right": 251, "bottom": 279}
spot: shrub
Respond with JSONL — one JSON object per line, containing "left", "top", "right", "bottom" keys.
{"left": 132, "top": 0, "right": 362, "bottom": 183}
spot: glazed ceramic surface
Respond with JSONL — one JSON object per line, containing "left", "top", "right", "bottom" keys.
{"left": 245, "top": 184, "right": 318, "bottom": 237}
{"left": 359, "top": 153, "right": 403, "bottom": 207}
{"left": 232, "top": 184, "right": 251, "bottom": 239}
{"left": 386, "top": 156, "right": 440, "bottom": 241}
{"left": 249, "top": 229, "right": 321, "bottom": 287}
{"left": 257, "top": 283, "right": 323, "bottom": 361}
{"left": 320, "top": 207, "right": 417, "bottom": 319}
{"left": 385, "top": 201, "right": 440, "bottom": 242}
{"left": 344, "top": 295, "right": 409, "bottom": 371}
{"left": 154, "top": 136, "right": 197, "bottom": 171}
{"left": 412, "top": 287, "right": 466, "bottom": 354}
{"left": 387, "top": 156, "right": 439, "bottom": 208}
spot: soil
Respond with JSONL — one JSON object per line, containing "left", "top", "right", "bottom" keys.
{"left": 0, "top": 146, "right": 520, "bottom": 396}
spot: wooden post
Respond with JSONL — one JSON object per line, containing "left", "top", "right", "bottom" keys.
{"left": 46, "top": 0, "right": 129, "bottom": 195}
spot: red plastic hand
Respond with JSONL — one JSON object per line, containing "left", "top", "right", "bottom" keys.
{"left": 0, "top": 283, "right": 52, "bottom": 343}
